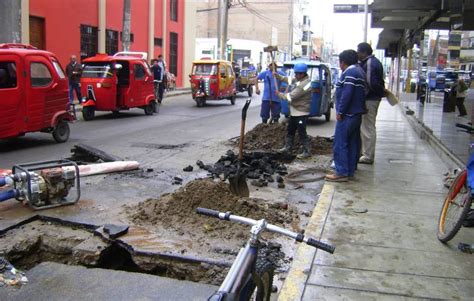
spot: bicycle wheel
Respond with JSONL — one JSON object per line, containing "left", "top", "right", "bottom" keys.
{"left": 437, "top": 169, "right": 472, "bottom": 242}
{"left": 239, "top": 258, "right": 274, "bottom": 301}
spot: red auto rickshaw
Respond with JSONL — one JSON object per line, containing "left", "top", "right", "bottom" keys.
{"left": 80, "top": 52, "right": 156, "bottom": 120}
{"left": 190, "top": 59, "right": 236, "bottom": 107}
{"left": 0, "top": 44, "right": 74, "bottom": 143}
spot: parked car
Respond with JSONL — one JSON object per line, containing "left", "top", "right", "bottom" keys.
{"left": 0, "top": 43, "right": 74, "bottom": 142}
{"left": 80, "top": 52, "right": 156, "bottom": 120}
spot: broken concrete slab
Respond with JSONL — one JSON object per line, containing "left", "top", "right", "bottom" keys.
{"left": 103, "top": 224, "right": 129, "bottom": 239}
{"left": 0, "top": 262, "right": 218, "bottom": 301}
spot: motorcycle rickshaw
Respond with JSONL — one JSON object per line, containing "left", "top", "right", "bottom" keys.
{"left": 281, "top": 60, "right": 333, "bottom": 122}
{"left": 0, "top": 43, "right": 74, "bottom": 143}
{"left": 234, "top": 59, "right": 257, "bottom": 97}
{"left": 80, "top": 52, "right": 156, "bottom": 120}
{"left": 189, "top": 59, "right": 236, "bottom": 107}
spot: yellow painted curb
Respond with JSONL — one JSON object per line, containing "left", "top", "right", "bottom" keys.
{"left": 278, "top": 183, "right": 335, "bottom": 301}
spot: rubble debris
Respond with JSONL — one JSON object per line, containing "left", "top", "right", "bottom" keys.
{"left": 235, "top": 123, "right": 333, "bottom": 155}
{"left": 183, "top": 165, "right": 194, "bottom": 172}
{"left": 172, "top": 175, "right": 183, "bottom": 185}
{"left": 127, "top": 179, "right": 300, "bottom": 240}
{"left": 69, "top": 144, "right": 122, "bottom": 163}
{"left": 103, "top": 224, "right": 129, "bottom": 239}
{"left": 197, "top": 150, "right": 290, "bottom": 188}
{"left": 0, "top": 257, "right": 28, "bottom": 287}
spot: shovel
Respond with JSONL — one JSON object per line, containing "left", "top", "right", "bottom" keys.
{"left": 229, "top": 98, "right": 251, "bottom": 197}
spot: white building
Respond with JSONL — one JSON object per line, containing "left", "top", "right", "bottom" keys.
{"left": 195, "top": 38, "right": 270, "bottom": 67}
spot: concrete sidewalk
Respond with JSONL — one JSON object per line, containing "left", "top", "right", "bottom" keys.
{"left": 279, "top": 101, "right": 474, "bottom": 300}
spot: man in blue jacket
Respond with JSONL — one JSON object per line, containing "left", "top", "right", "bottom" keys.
{"left": 326, "top": 50, "right": 366, "bottom": 182}
{"left": 255, "top": 63, "right": 285, "bottom": 123}
{"left": 357, "top": 42, "right": 385, "bottom": 164}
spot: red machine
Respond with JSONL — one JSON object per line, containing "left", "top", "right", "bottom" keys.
{"left": 80, "top": 52, "right": 156, "bottom": 120}
{"left": 0, "top": 44, "right": 74, "bottom": 142}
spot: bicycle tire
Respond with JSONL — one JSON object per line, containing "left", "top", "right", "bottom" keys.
{"left": 437, "top": 169, "right": 472, "bottom": 242}
{"left": 239, "top": 258, "right": 274, "bottom": 301}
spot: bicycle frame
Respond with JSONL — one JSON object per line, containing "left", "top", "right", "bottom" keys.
{"left": 197, "top": 208, "right": 335, "bottom": 301}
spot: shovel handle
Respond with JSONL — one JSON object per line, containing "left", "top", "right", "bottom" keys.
{"left": 239, "top": 99, "right": 252, "bottom": 161}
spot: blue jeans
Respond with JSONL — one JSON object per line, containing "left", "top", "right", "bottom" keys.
{"left": 333, "top": 114, "right": 362, "bottom": 177}
{"left": 69, "top": 82, "right": 82, "bottom": 103}
{"left": 260, "top": 100, "right": 281, "bottom": 122}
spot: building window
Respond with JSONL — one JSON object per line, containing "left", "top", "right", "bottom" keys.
{"left": 170, "top": 0, "right": 178, "bottom": 22}
{"left": 154, "top": 38, "right": 163, "bottom": 47}
{"left": 80, "top": 24, "right": 98, "bottom": 60}
{"left": 169, "top": 32, "right": 178, "bottom": 75}
{"left": 106, "top": 29, "right": 119, "bottom": 55}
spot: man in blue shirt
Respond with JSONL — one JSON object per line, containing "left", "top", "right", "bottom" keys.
{"left": 326, "top": 50, "right": 366, "bottom": 182}
{"left": 255, "top": 63, "right": 285, "bottom": 123}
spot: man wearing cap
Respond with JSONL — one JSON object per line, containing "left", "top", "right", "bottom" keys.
{"left": 274, "top": 62, "right": 312, "bottom": 159}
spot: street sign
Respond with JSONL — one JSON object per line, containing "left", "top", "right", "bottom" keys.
{"left": 333, "top": 4, "right": 365, "bottom": 13}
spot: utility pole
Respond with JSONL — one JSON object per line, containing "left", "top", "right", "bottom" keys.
{"left": 217, "top": 0, "right": 229, "bottom": 60}
{"left": 363, "top": 0, "right": 368, "bottom": 42}
{"left": 289, "top": 2, "right": 294, "bottom": 59}
{"left": 122, "top": 0, "right": 131, "bottom": 51}
{"left": 0, "top": 1, "right": 22, "bottom": 43}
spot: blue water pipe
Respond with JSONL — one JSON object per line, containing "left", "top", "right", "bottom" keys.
{"left": 0, "top": 189, "right": 19, "bottom": 202}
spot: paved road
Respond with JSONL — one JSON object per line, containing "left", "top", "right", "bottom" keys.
{"left": 0, "top": 90, "right": 336, "bottom": 169}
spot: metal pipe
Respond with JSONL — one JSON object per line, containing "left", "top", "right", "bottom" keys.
{"left": 363, "top": 0, "right": 368, "bottom": 42}
{"left": 122, "top": 0, "right": 131, "bottom": 51}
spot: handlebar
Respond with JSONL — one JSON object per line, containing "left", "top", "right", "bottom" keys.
{"left": 196, "top": 207, "right": 335, "bottom": 254}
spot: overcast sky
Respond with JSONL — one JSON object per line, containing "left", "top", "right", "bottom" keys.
{"left": 308, "top": 0, "right": 382, "bottom": 53}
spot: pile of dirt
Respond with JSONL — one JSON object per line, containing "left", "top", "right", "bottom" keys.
{"left": 242, "top": 123, "right": 333, "bottom": 155}
{"left": 128, "top": 179, "right": 299, "bottom": 240}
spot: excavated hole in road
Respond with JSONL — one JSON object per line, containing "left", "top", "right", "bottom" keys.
{"left": 0, "top": 219, "right": 232, "bottom": 284}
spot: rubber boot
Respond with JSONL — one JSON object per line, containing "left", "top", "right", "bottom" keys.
{"left": 297, "top": 138, "right": 311, "bottom": 159}
{"left": 279, "top": 135, "right": 294, "bottom": 152}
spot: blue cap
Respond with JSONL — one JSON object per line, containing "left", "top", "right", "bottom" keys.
{"left": 294, "top": 62, "right": 308, "bottom": 73}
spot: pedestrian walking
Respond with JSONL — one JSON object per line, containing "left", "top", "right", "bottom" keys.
{"left": 255, "top": 63, "right": 285, "bottom": 124}
{"left": 357, "top": 42, "right": 385, "bottom": 164}
{"left": 326, "top": 50, "right": 366, "bottom": 182}
{"left": 274, "top": 62, "right": 312, "bottom": 159}
{"left": 65, "top": 55, "right": 82, "bottom": 113}
{"left": 454, "top": 78, "right": 468, "bottom": 117}
{"left": 151, "top": 55, "right": 166, "bottom": 103}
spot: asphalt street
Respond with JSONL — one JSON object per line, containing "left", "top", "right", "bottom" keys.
{"left": 0, "top": 90, "right": 336, "bottom": 171}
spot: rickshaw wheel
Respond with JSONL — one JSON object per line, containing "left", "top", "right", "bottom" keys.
{"left": 52, "top": 120, "right": 70, "bottom": 143}
{"left": 196, "top": 97, "right": 205, "bottom": 107}
{"left": 230, "top": 95, "right": 236, "bottom": 105}
{"left": 144, "top": 101, "right": 155, "bottom": 115}
{"left": 248, "top": 86, "right": 253, "bottom": 97}
{"left": 82, "top": 106, "right": 95, "bottom": 121}
{"left": 325, "top": 106, "right": 331, "bottom": 122}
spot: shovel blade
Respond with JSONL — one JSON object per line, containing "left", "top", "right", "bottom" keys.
{"left": 228, "top": 174, "right": 249, "bottom": 197}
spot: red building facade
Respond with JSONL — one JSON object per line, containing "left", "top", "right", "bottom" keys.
{"left": 28, "top": 0, "right": 185, "bottom": 87}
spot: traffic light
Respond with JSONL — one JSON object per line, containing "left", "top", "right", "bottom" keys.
{"left": 226, "top": 44, "right": 233, "bottom": 61}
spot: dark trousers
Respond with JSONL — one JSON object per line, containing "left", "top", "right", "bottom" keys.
{"left": 456, "top": 97, "right": 467, "bottom": 116}
{"left": 333, "top": 114, "right": 362, "bottom": 177}
{"left": 287, "top": 115, "right": 308, "bottom": 141}
{"left": 155, "top": 81, "right": 165, "bottom": 102}
{"left": 260, "top": 101, "right": 281, "bottom": 122}
{"left": 68, "top": 82, "right": 82, "bottom": 103}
